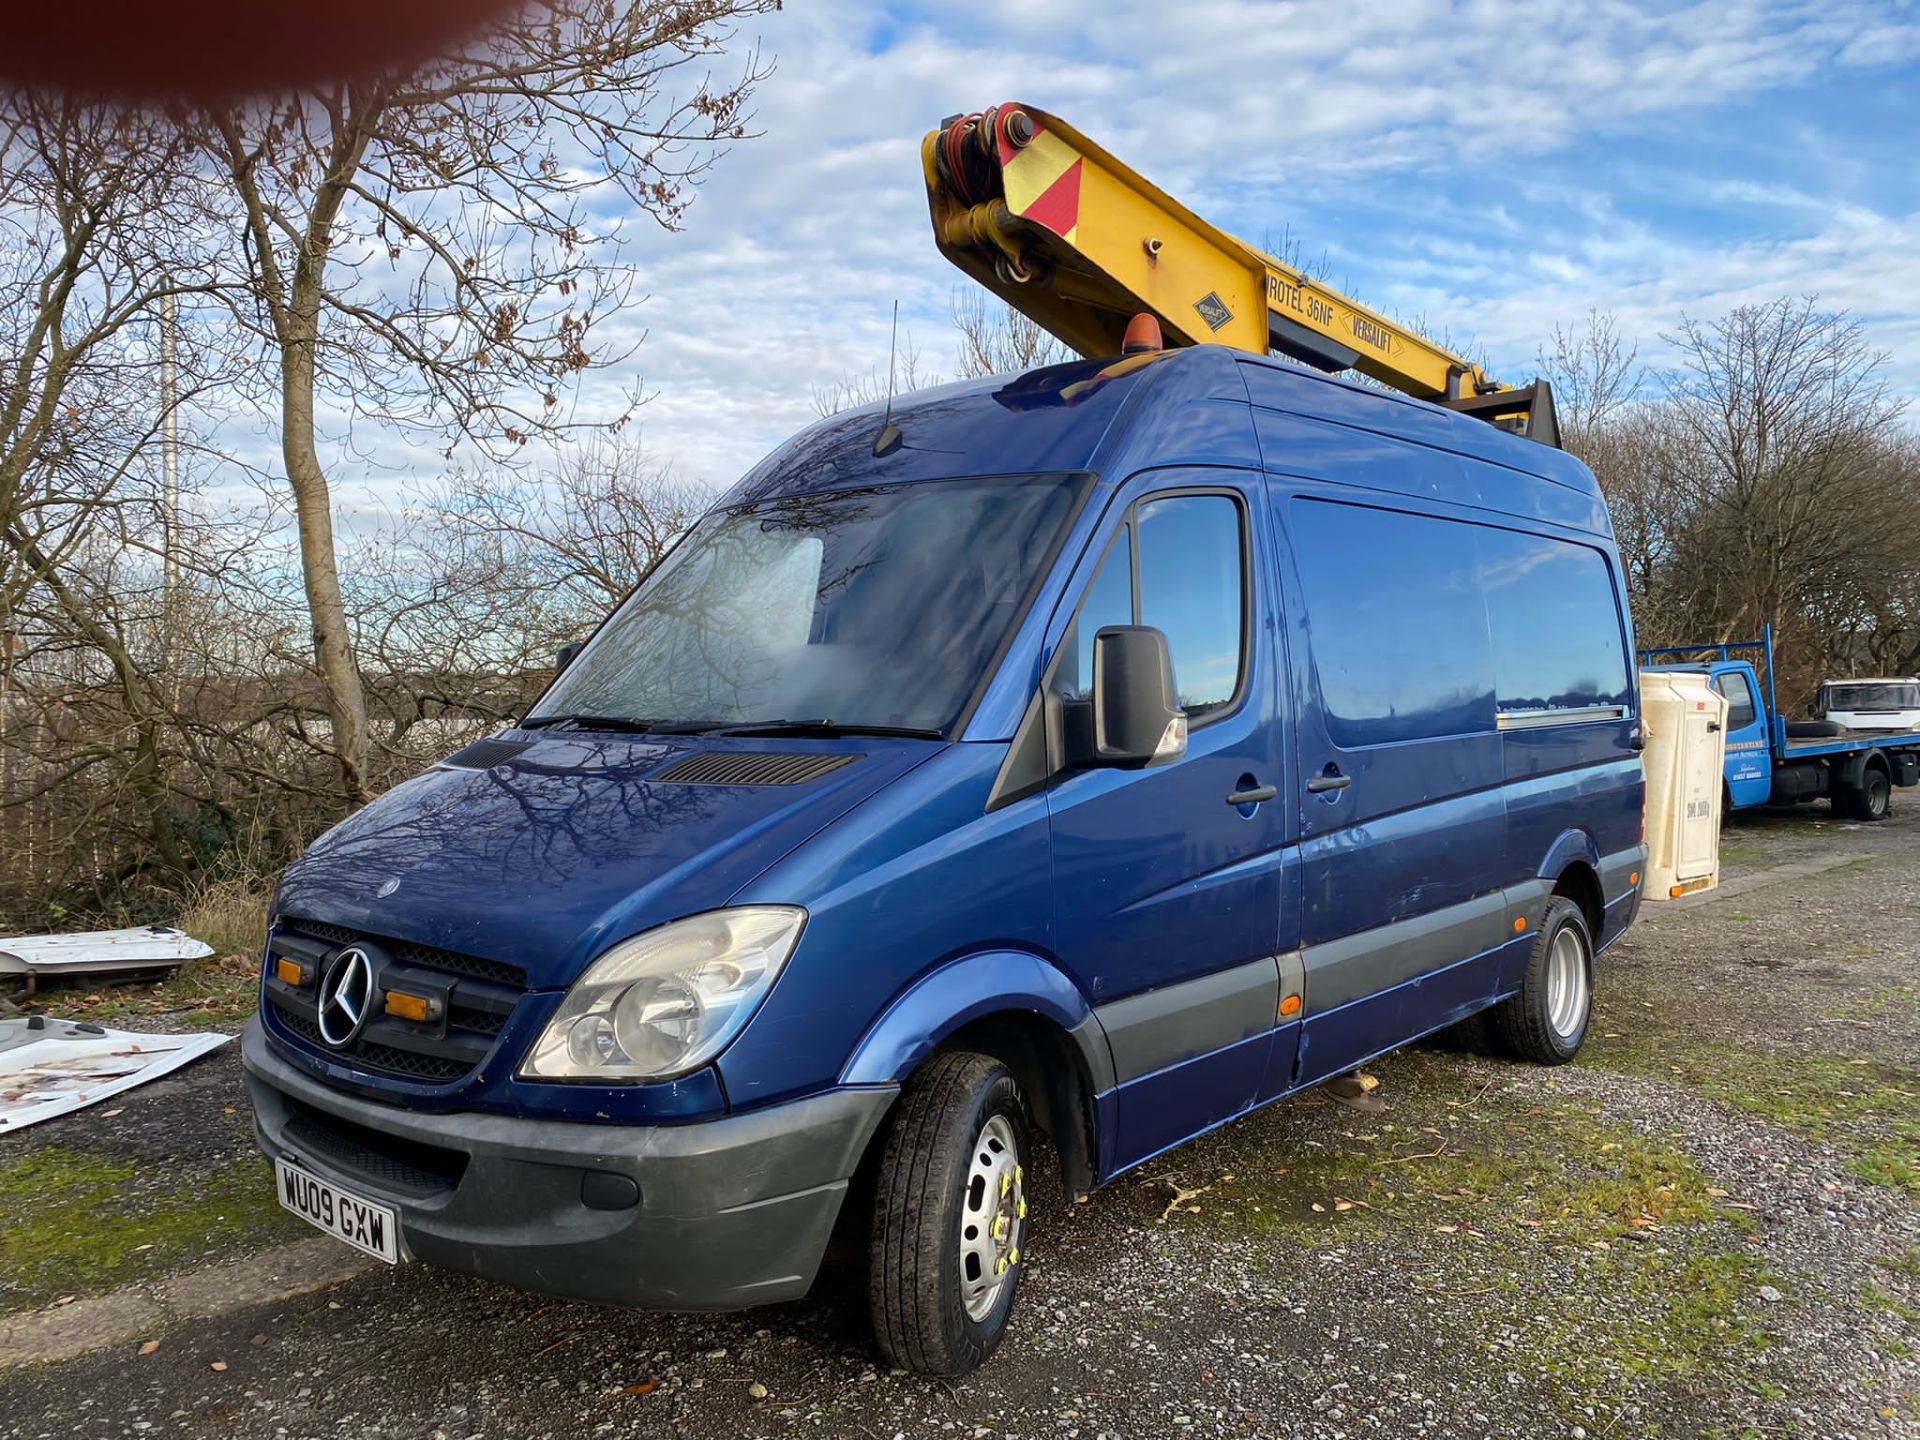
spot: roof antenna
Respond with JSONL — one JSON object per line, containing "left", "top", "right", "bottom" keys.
{"left": 873, "top": 299, "right": 904, "bottom": 457}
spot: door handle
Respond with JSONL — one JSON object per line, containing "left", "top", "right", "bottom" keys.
{"left": 1706, "top": 721, "right": 1722, "bottom": 733}
{"left": 1306, "top": 774, "right": 1351, "bottom": 793}
{"left": 1225, "top": 784, "right": 1277, "bottom": 806}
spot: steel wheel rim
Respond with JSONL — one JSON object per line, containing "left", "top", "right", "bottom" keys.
{"left": 1545, "top": 926, "right": 1589, "bottom": 1042}
{"left": 958, "top": 1113, "right": 1024, "bottom": 1322}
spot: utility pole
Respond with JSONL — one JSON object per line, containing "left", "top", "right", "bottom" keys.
{"left": 161, "top": 290, "right": 179, "bottom": 621}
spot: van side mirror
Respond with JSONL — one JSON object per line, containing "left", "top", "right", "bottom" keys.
{"left": 555, "top": 641, "right": 585, "bottom": 674}
{"left": 1091, "top": 625, "right": 1187, "bottom": 767}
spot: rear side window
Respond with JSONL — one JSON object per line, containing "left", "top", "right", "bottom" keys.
{"left": 1053, "top": 494, "right": 1247, "bottom": 725}
{"left": 1288, "top": 498, "right": 1631, "bottom": 746}
{"left": 1288, "top": 499, "right": 1495, "bottom": 746}
{"left": 1479, "top": 530, "right": 1632, "bottom": 721}
{"left": 1713, "top": 672, "right": 1758, "bottom": 729}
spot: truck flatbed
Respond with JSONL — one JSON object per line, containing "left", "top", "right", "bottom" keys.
{"left": 1782, "top": 729, "right": 1920, "bottom": 759}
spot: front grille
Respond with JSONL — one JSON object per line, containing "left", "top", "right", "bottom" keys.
{"left": 279, "top": 916, "right": 526, "bottom": 989}
{"left": 283, "top": 1099, "right": 467, "bottom": 1197}
{"left": 265, "top": 917, "right": 525, "bottom": 1086}
{"left": 272, "top": 1008, "right": 473, "bottom": 1082}
{"left": 651, "top": 751, "right": 856, "bottom": 786}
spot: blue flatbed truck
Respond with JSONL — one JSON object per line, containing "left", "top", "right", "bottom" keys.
{"left": 1640, "top": 625, "right": 1920, "bottom": 822}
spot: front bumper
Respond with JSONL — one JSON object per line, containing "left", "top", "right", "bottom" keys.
{"left": 241, "top": 1017, "right": 896, "bottom": 1311}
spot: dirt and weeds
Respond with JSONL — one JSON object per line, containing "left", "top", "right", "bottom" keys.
{"left": 7, "top": 875, "right": 269, "bottom": 1032}
{"left": 2, "top": 804, "right": 1917, "bottom": 1437}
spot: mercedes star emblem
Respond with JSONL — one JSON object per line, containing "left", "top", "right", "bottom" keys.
{"left": 316, "top": 946, "right": 375, "bottom": 1048}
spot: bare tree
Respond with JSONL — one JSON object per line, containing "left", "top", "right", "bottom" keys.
{"left": 0, "top": 93, "right": 242, "bottom": 884}
{"left": 195, "top": 0, "right": 778, "bottom": 800}
{"left": 1662, "top": 298, "right": 1904, "bottom": 646}
{"left": 410, "top": 434, "right": 708, "bottom": 688}
{"left": 1537, "top": 308, "right": 1642, "bottom": 456}
{"left": 950, "top": 289, "right": 1070, "bottom": 378}
{"left": 810, "top": 332, "right": 938, "bottom": 417}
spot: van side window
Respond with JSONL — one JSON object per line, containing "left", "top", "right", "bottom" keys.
{"left": 1478, "top": 529, "right": 1632, "bottom": 721}
{"left": 1288, "top": 499, "right": 1496, "bottom": 746}
{"left": 1137, "top": 495, "right": 1245, "bottom": 720}
{"left": 1713, "top": 672, "right": 1757, "bottom": 730}
{"left": 1054, "top": 524, "right": 1132, "bottom": 702}
{"left": 1054, "top": 497, "right": 1247, "bottom": 724}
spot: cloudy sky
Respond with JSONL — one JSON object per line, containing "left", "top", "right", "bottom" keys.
{"left": 460, "top": 0, "right": 1920, "bottom": 499}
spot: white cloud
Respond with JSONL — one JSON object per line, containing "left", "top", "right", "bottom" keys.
{"left": 307, "top": 0, "right": 1920, "bottom": 516}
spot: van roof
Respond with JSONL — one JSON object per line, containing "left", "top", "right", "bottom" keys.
{"left": 717, "top": 345, "right": 1604, "bottom": 531}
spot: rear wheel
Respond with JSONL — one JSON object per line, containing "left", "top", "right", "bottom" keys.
{"left": 1490, "top": 896, "right": 1592, "bottom": 1065}
{"left": 1836, "top": 763, "right": 1892, "bottom": 822}
{"left": 868, "top": 1052, "right": 1030, "bottom": 1376}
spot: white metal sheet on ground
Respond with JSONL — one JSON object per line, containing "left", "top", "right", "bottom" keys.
{"left": 0, "top": 925, "right": 214, "bottom": 977}
{"left": 0, "top": 1017, "right": 229, "bottom": 1132}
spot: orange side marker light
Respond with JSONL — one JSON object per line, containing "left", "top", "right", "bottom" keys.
{"left": 384, "top": 990, "right": 437, "bottom": 1023}
{"left": 1278, "top": 994, "right": 1302, "bottom": 1019}
{"left": 1513, "top": 916, "right": 1528, "bottom": 933}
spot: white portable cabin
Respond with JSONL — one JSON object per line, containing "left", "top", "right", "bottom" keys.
{"left": 1640, "top": 671, "right": 1729, "bottom": 900}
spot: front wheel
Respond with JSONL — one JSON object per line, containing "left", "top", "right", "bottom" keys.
{"left": 868, "top": 1052, "right": 1031, "bottom": 1376}
{"left": 1490, "top": 896, "right": 1593, "bottom": 1064}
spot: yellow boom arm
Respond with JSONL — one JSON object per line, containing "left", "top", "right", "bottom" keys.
{"left": 924, "top": 103, "right": 1556, "bottom": 443}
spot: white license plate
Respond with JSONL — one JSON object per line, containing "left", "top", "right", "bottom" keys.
{"left": 275, "top": 1159, "right": 402, "bottom": 1264}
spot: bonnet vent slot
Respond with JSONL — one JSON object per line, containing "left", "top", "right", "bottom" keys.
{"left": 652, "top": 752, "right": 857, "bottom": 787}
{"left": 442, "top": 737, "right": 534, "bottom": 770}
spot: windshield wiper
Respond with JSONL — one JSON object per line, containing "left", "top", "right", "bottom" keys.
{"left": 710, "top": 718, "right": 945, "bottom": 741}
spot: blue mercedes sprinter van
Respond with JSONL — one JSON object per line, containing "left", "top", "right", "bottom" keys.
{"left": 244, "top": 342, "right": 1646, "bottom": 1375}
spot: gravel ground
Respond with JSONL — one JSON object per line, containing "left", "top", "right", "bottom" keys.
{"left": 3, "top": 805, "right": 1918, "bottom": 1439}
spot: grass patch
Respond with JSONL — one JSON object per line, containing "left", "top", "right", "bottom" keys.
{"left": 1717, "top": 844, "right": 1767, "bottom": 863}
{"left": 1877, "top": 1248, "right": 1920, "bottom": 1283}
{"left": 1208, "top": 1068, "right": 1723, "bottom": 1244}
{"left": 1583, "top": 996, "right": 1920, "bottom": 1197}
{"left": 1527, "top": 1250, "right": 1774, "bottom": 1411}
{"left": 0, "top": 1146, "right": 301, "bottom": 1312}
{"left": 1828, "top": 984, "right": 1920, "bottom": 1021}
{"left": 1861, "top": 1281, "right": 1920, "bottom": 1325}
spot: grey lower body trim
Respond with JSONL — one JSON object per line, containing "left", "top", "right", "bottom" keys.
{"left": 1066, "top": 1011, "right": 1118, "bottom": 1094}
{"left": 1598, "top": 843, "right": 1647, "bottom": 900}
{"left": 1305, "top": 890, "right": 1512, "bottom": 1014}
{"left": 1095, "top": 956, "right": 1279, "bottom": 1084}
{"left": 242, "top": 1018, "right": 896, "bottom": 1312}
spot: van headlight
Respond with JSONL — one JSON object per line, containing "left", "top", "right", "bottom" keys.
{"left": 519, "top": 907, "right": 806, "bottom": 1082}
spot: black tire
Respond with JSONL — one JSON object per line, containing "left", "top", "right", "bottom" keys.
{"left": 868, "top": 1052, "right": 1030, "bottom": 1376}
{"left": 1490, "top": 896, "right": 1593, "bottom": 1065}
{"left": 1836, "top": 764, "right": 1892, "bottom": 822}
{"left": 1787, "top": 719, "right": 1847, "bottom": 739}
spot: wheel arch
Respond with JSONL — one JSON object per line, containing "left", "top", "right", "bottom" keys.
{"left": 1534, "top": 830, "right": 1604, "bottom": 938}
{"left": 839, "top": 950, "right": 1112, "bottom": 1198}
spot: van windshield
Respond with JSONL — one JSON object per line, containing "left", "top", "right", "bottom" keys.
{"left": 530, "top": 476, "right": 1083, "bottom": 736}
{"left": 1828, "top": 682, "right": 1920, "bottom": 711}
